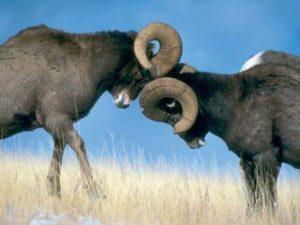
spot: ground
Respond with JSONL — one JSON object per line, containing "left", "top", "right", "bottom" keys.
{"left": 0, "top": 151, "right": 299, "bottom": 225}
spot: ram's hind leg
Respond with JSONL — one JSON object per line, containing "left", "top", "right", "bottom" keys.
{"left": 42, "top": 113, "right": 105, "bottom": 199}
{"left": 47, "top": 136, "right": 66, "bottom": 197}
{"left": 240, "top": 159, "right": 257, "bottom": 211}
{"left": 241, "top": 151, "right": 281, "bottom": 213}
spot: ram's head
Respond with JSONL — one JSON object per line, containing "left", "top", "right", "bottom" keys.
{"left": 112, "top": 22, "right": 184, "bottom": 108}
{"left": 139, "top": 64, "right": 208, "bottom": 149}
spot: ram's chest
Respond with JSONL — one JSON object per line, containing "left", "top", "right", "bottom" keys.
{"left": 63, "top": 81, "right": 102, "bottom": 120}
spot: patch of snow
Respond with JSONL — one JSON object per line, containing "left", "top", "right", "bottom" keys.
{"left": 110, "top": 220, "right": 160, "bottom": 225}
{"left": 5, "top": 203, "right": 15, "bottom": 225}
{"left": 30, "top": 212, "right": 65, "bottom": 225}
{"left": 78, "top": 216, "right": 102, "bottom": 225}
{"left": 29, "top": 212, "right": 102, "bottom": 225}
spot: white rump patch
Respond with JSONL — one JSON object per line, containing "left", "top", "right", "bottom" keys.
{"left": 240, "top": 51, "right": 265, "bottom": 72}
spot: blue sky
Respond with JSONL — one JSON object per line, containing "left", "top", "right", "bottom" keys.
{"left": 0, "top": 0, "right": 299, "bottom": 177}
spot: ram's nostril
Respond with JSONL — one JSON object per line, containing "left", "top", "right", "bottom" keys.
{"left": 198, "top": 138, "right": 206, "bottom": 146}
{"left": 121, "top": 94, "right": 125, "bottom": 102}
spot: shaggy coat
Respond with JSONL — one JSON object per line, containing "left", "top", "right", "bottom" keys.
{"left": 0, "top": 25, "right": 149, "bottom": 197}
{"left": 164, "top": 63, "right": 300, "bottom": 209}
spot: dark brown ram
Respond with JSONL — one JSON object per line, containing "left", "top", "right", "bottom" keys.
{"left": 0, "top": 22, "right": 183, "bottom": 197}
{"left": 139, "top": 61, "right": 300, "bottom": 210}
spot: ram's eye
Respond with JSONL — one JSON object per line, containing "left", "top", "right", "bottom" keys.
{"left": 157, "top": 98, "right": 182, "bottom": 114}
{"left": 166, "top": 100, "right": 176, "bottom": 108}
{"left": 134, "top": 71, "right": 143, "bottom": 80}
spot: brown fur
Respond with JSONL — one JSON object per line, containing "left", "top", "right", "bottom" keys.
{"left": 0, "top": 25, "right": 151, "bottom": 197}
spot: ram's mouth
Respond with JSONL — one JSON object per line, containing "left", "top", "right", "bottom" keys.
{"left": 113, "top": 91, "right": 132, "bottom": 109}
{"left": 185, "top": 137, "right": 206, "bottom": 149}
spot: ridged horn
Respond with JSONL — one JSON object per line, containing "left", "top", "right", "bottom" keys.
{"left": 134, "top": 22, "right": 182, "bottom": 77}
{"left": 139, "top": 77, "right": 198, "bottom": 133}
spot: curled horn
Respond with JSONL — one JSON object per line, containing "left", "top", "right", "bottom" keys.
{"left": 139, "top": 77, "right": 198, "bottom": 134}
{"left": 134, "top": 22, "right": 182, "bottom": 77}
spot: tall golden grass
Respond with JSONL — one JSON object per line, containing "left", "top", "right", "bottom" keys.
{"left": 0, "top": 151, "right": 299, "bottom": 225}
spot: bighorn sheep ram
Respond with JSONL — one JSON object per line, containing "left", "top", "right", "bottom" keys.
{"left": 139, "top": 60, "right": 300, "bottom": 209}
{"left": 0, "top": 22, "right": 183, "bottom": 197}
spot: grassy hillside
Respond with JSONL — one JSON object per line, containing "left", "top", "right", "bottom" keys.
{"left": 0, "top": 152, "right": 299, "bottom": 225}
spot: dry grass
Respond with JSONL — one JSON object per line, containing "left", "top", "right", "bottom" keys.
{"left": 0, "top": 152, "right": 299, "bottom": 225}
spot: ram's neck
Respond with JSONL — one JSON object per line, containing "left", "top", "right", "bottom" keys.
{"left": 174, "top": 72, "right": 240, "bottom": 139}
{"left": 75, "top": 33, "right": 134, "bottom": 88}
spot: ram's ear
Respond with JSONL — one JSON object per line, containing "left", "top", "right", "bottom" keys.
{"left": 126, "top": 31, "right": 138, "bottom": 41}
{"left": 171, "top": 63, "right": 198, "bottom": 74}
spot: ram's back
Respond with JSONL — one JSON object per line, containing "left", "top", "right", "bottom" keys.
{"left": 0, "top": 25, "right": 82, "bottom": 124}
{"left": 239, "top": 64, "right": 300, "bottom": 167}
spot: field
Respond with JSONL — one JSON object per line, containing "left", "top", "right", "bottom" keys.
{"left": 0, "top": 152, "right": 299, "bottom": 225}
